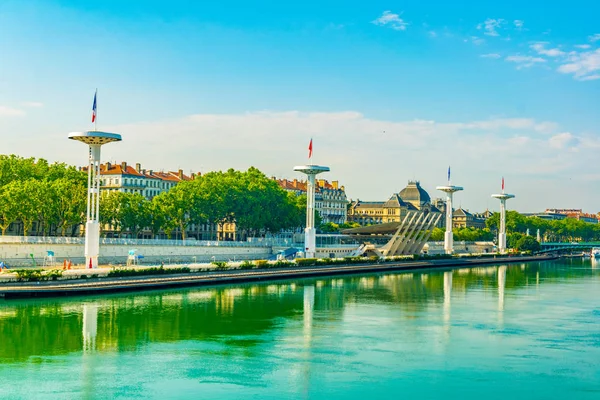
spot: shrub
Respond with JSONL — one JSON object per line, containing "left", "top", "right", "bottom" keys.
{"left": 211, "top": 261, "right": 228, "bottom": 269}
{"left": 296, "top": 258, "right": 318, "bottom": 266}
{"left": 274, "top": 260, "right": 293, "bottom": 268}
{"left": 240, "top": 260, "right": 254, "bottom": 270}
{"left": 45, "top": 269, "right": 63, "bottom": 281}
{"left": 254, "top": 260, "right": 268, "bottom": 268}
{"left": 14, "top": 269, "right": 43, "bottom": 282}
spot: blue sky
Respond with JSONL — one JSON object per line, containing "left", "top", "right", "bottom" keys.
{"left": 1, "top": 0, "right": 599, "bottom": 212}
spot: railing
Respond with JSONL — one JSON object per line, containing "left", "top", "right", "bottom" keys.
{"left": 0, "top": 236, "right": 270, "bottom": 247}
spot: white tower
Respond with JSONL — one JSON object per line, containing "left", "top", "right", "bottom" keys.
{"left": 492, "top": 178, "right": 515, "bottom": 254}
{"left": 436, "top": 167, "right": 463, "bottom": 254}
{"left": 69, "top": 131, "right": 122, "bottom": 268}
{"left": 293, "top": 165, "right": 329, "bottom": 258}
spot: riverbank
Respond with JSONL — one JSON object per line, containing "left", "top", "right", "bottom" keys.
{"left": 0, "top": 255, "right": 556, "bottom": 299}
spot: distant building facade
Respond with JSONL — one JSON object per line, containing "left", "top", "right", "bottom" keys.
{"left": 98, "top": 161, "right": 194, "bottom": 200}
{"left": 452, "top": 208, "right": 486, "bottom": 229}
{"left": 545, "top": 209, "right": 599, "bottom": 224}
{"left": 348, "top": 181, "right": 442, "bottom": 226}
{"left": 277, "top": 178, "right": 348, "bottom": 224}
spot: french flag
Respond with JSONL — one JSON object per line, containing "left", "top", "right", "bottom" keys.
{"left": 91, "top": 90, "right": 97, "bottom": 123}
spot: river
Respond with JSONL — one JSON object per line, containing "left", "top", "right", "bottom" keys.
{"left": 1, "top": 258, "right": 599, "bottom": 399}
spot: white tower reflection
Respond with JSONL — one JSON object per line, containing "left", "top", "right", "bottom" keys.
{"left": 497, "top": 265, "right": 507, "bottom": 327}
{"left": 82, "top": 303, "right": 99, "bottom": 398}
{"left": 83, "top": 304, "right": 99, "bottom": 352}
{"left": 443, "top": 271, "right": 452, "bottom": 327}
{"left": 303, "top": 285, "right": 315, "bottom": 348}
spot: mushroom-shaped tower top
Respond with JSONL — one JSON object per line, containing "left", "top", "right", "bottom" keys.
{"left": 491, "top": 193, "right": 515, "bottom": 200}
{"left": 293, "top": 165, "right": 330, "bottom": 175}
{"left": 68, "top": 131, "right": 122, "bottom": 146}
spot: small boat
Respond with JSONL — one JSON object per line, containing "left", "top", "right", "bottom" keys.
{"left": 592, "top": 248, "right": 600, "bottom": 259}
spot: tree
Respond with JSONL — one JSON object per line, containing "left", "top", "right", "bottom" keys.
{"left": 507, "top": 232, "right": 524, "bottom": 249}
{"left": 51, "top": 178, "right": 86, "bottom": 236}
{"left": 118, "top": 193, "right": 152, "bottom": 238}
{"left": 153, "top": 183, "right": 199, "bottom": 240}
{"left": 0, "top": 183, "right": 21, "bottom": 235}
{"left": 430, "top": 227, "right": 445, "bottom": 241}
{"left": 515, "top": 236, "right": 541, "bottom": 252}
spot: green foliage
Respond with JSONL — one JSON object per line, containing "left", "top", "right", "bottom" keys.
{"left": 44, "top": 269, "right": 63, "bottom": 281}
{"left": 515, "top": 236, "right": 541, "bottom": 252}
{"left": 12, "top": 269, "right": 63, "bottom": 282}
{"left": 240, "top": 260, "right": 254, "bottom": 270}
{"left": 429, "top": 227, "right": 445, "bottom": 241}
{"left": 107, "top": 266, "right": 191, "bottom": 277}
{"left": 254, "top": 260, "right": 268, "bottom": 268}
{"left": 273, "top": 260, "right": 294, "bottom": 268}
{"left": 14, "top": 269, "right": 43, "bottom": 282}
{"left": 211, "top": 261, "right": 228, "bottom": 270}
{"left": 296, "top": 258, "right": 318, "bottom": 266}
{"left": 0, "top": 155, "right": 87, "bottom": 236}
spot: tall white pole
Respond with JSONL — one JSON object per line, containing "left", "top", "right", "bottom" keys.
{"left": 444, "top": 192, "right": 454, "bottom": 254}
{"left": 305, "top": 173, "right": 316, "bottom": 258}
{"left": 492, "top": 187, "right": 515, "bottom": 254}
{"left": 70, "top": 131, "right": 121, "bottom": 269}
{"left": 437, "top": 180, "right": 463, "bottom": 255}
{"left": 499, "top": 198, "right": 506, "bottom": 253}
{"left": 294, "top": 165, "right": 329, "bottom": 259}
{"left": 85, "top": 144, "right": 102, "bottom": 269}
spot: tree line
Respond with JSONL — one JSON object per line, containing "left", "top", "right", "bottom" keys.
{"left": 0, "top": 155, "right": 87, "bottom": 236}
{"left": 428, "top": 210, "right": 600, "bottom": 250}
{"left": 101, "top": 167, "right": 309, "bottom": 239}
{"left": 0, "top": 155, "right": 309, "bottom": 239}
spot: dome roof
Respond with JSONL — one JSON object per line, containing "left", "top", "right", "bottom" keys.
{"left": 399, "top": 180, "right": 431, "bottom": 207}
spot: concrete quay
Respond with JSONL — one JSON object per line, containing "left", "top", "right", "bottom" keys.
{"left": 0, "top": 255, "right": 556, "bottom": 299}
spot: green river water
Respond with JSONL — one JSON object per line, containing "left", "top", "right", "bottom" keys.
{"left": 0, "top": 258, "right": 599, "bottom": 399}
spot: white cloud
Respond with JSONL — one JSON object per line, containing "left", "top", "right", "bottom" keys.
{"left": 20, "top": 101, "right": 44, "bottom": 108}
{"left": 480, "top": 53, "right": 501, "bottom": 59}
{"left": 477, "top": 18, "right": 504, "bottom": 37}
{"left": 0, "top": 106, "right": 25, "bottom": 117}
{"left": 372, "top": 11, "right": 408, "bottom": 31}
{"left": 575, "top": 44, "right": 591, "bottom": 49}
{"left": 589, "top": 34, "right": 600, "bottom": 42}
{"left": 428, "top": 31, "right": 437, "bottom": 38}
{"left": 514, "top": 20, "right": 524, "bottom": 30}
{"left": 467, "top": 36, "right": 485, "bottom": 45}
{"left": 505, "top": 55, "right": 547, "bottom": 68}
{"left": 558, "top": 48, "right": 600, "bottom": 80}
{"left": 548, "top": 132, "right": 579, "bottom": 149}
{"left": 530, "top": 42, "right": 565, "bottom": 57}
{"left": 0, "top": 108, "right": 589, "bottom": 211}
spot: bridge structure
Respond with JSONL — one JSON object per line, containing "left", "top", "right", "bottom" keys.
{"left": 341, "top": 211, "right": 442, "bottom": 257}
{"left": 537, "top": 242, "right": 600, "bottom": 254}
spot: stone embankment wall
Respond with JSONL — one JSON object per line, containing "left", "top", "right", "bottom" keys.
{"left": 0, "top": 243, "right": 272, "bottom": 267}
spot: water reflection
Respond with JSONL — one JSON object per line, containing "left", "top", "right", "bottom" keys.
{"left": 0, "top": 259, "right": 597, "bottom": 365}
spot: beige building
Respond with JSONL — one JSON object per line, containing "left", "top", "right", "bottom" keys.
{"left": 98, "top": 161, "right": 194, "bottom": 200}
{"left": 348, "top": 181, "right": 442, "bottom": 225}
{"left": 452, "top": 208, "right": 486, "bottom": 229}
{"left": 277, "top": 178, "right": 348, "bottom": 224}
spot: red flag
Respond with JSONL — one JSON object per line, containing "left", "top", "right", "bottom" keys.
{"left": 502, "top": 177, "right": 505, "bottom": 191}
{"left": 308, "top": 138, "right": 313, "bottom": 159}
